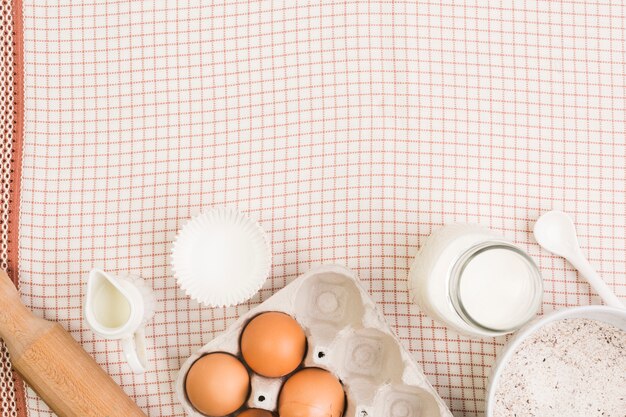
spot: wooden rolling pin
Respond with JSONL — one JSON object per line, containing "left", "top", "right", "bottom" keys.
{"left": 0, "top": 270, "right": 147, "bottom": 417}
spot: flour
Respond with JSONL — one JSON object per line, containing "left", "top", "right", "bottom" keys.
{"left": 493, "top": 318, "right": 626, "bottom": 417}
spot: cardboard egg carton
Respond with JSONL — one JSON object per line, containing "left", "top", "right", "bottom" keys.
{"left": 176, "top": 264, "right": 454, "bottom": 417}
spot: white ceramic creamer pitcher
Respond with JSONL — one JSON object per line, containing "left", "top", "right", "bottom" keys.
{"left": 85, "top": 269, "right": 154, "bottom": 374}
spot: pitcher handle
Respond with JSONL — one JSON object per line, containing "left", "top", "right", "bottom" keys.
{"left": 122, "top": 327, "right": 148, "bottom": 374}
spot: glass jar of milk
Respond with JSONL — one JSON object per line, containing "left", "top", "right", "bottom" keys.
{"left": 408, "top": 224, "right": 543, "bottom": 337}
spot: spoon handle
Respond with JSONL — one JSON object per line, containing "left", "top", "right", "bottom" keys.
{"left": 569, "top": 256, "right": 624, "bottom": 308}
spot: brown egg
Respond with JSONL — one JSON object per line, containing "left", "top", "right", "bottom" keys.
{"left": 278, "top": 368, "right": 345, "bottom": 417}
{"left": 240, "top": 312, "right": 307, "bottom": 377}
{"left": 238, "top": 409, "right": 275, "bottom": 417}
{"left": 185, "top": 352, "right": 250, "bottom": 416}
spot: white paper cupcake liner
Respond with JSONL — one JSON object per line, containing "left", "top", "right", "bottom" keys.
{"left": 171, "top": 208, "right": 272, "bottom": 307}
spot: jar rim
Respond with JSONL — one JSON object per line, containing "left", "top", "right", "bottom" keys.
{"left": 448, "top": 241, "right": 543, "bottom": 334}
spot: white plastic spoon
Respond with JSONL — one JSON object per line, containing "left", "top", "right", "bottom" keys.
{"left": 533, "top": 210, "right": 624, "bottom": 308}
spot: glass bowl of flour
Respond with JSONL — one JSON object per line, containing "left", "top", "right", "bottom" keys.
{"left": 486, "top": 305, "right": 626, "bottom": 417}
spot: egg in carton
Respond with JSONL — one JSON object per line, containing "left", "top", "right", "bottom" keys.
{"left": 176, "top": 264, "right": 454, "bottom": 417}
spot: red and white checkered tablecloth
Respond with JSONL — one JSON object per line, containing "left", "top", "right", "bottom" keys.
{"left": 6, "top": 0, "right": 626, "bottom": 416}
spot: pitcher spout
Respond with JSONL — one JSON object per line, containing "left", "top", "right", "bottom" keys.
{"left": 85, "top": 269, "right": 141, "bottom": 337}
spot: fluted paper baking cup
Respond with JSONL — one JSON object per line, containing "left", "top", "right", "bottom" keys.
{"left": 171, "top": 208, "right": 272, "bottom": 307}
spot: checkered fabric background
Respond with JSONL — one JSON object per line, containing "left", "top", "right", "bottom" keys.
{"left": 15, "top": 0, "right": 626, "bottom": 416}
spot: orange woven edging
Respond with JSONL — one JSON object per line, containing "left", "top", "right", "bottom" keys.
{"left": 7, "top": 0, "right": 27, "bottom": 415}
